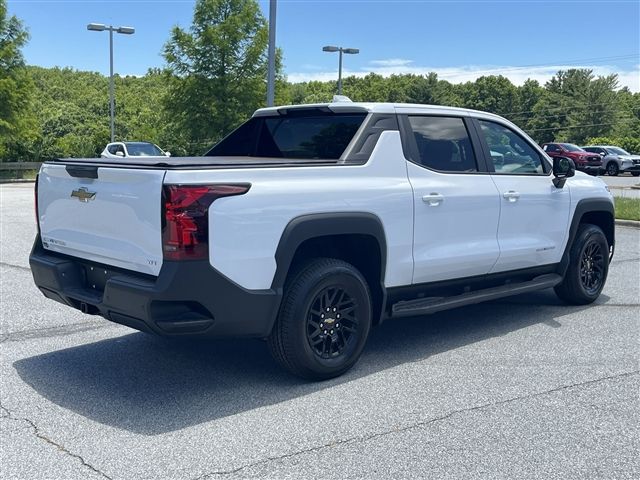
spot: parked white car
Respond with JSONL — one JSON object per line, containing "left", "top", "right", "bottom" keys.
{"left": 100, "top": 141, "right": 170, "bottom": 159}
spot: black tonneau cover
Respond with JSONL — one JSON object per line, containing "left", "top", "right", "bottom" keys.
{"left": 46, "top": 156, "right": 341, "bottom": 170}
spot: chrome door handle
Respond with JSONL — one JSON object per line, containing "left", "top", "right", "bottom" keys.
{"left": 503, "top": 190, "right": 520, "bottom": 202}
{"left": 422, "top": 193, "right": 444, "bottom": 207}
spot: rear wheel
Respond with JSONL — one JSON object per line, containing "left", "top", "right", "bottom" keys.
{"left": 631, "top": 172, "right": 640, "bottom": 177}
{"left": 606, "top": 162, "right": 619, "bottom": 176}
{"left": 268, "top": 258, "right": 372, "bottom": 380}
{"left": 555, "top": 224, "right": 609, "bottom": 305}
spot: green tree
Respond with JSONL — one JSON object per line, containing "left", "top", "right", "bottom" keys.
{"left": 0, "top": 0, "right": 36, "bottom": 160}
{"left": 530, "top": 69, "right": 620, "bottom": 144}
{"left": 612, "top": 87, "right": 640, "bottom": 139}
{"left": 163, "top": 0, "right": 274, "bottom": 154}
{"left": 459, "top": 75, "right": 518, "bottom": 115}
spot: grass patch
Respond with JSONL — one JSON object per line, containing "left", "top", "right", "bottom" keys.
{"left": 614, "top": 197, "right": 640, "bottom": 221}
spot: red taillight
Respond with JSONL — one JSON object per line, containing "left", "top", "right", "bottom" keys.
{"left": 162, "top": 184, "right": 250, "bottom": 261}
{"left": 34, "top": 174, "right": 40, "bottom": 233}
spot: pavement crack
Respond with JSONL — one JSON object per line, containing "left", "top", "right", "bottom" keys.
{"left": 0, "top": 261, "right": 30, "bottom": 271}
{"left": 0, "top": 321, "right": 113, "bottom": 344}
{"left": 611, "top": 257, "right": 640, "bottom": 265}
{"left": 0, "top": 401, "right": 112, "bottom": 479}
{"left": 194, "top": 370, "right": 639, "bottom": 479}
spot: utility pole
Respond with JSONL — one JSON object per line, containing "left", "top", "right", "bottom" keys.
{"left": 87, "top": 23, "right": 135, "bottom": 142}
{"left": 322, "top": 46, "right": 359, "bottom": 95}
{"left": 266, "top": 0, "right": 277, "bottom": 107}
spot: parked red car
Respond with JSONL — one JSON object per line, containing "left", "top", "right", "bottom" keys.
{"left": 541, "top": 143, "right": 602, "bottom": 175}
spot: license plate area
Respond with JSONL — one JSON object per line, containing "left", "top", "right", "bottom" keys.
{"left": 83, "top": 263, "right": 116, "bottom": 293}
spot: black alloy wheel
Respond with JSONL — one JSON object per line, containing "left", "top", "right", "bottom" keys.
{"left": 579, "top": 239, "right": 605, "bottom": 296}
{"left": 555, "top": 224, "right": 609, "bottom": 305}
{"left": 306, "top": 286, "right": 360, "bottom": 360}
{"left": 606, "top": 162, "right": 619, "bottom": 176}
{"left": 268, "top": 258, "right": 372, "bottom": 380}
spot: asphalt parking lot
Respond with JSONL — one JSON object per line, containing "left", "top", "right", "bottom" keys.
{"left": 602, "top": 175, "right": 640, "bottom": 199}
{"left": 1, "top": 182, "right": 638, "bottom": 479}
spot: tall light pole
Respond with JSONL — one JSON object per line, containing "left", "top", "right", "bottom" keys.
{"left": 266, "top": 0, "right": 277, "bottom": 107}
{"left": 87, "top": 23, "right": 135, "bottom": 142}
{"left": 322, "top": 45, "right": 359, "bottom": 95}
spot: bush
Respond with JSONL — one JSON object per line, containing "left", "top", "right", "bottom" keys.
{"left": 584, "top": 137, "right": 640, "bottom": 155}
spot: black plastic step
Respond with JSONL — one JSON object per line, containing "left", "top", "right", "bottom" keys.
{"left": 391, "top": 273, "right": 562, "bottom": 318}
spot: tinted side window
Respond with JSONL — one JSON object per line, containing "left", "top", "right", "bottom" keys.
{"left": 545, "top": 144, "right": 559, "bottom": 153}
{"left": 205, "top": 119, "right": 260, "bottom": 157}
{"left": 259, "top": 114, "right": 365, "bottom": 159}
{"left": 479, "top": 120, "right": 545, "bottom": 175}
{"left": 205, "top": 113, "right": 366, "bottom": 160}
{"left": 406, "top": 116, "right": 478, "bottom": 172}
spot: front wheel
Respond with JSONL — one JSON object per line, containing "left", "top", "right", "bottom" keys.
{"left": 555, "top": 224, "right": 609, "bottom": 305}
{"left": 606, "top": 162, "right": 619, "bottom": 176}
{"left": 631, "top": 172, "right": 640, "bottom": 177}
{"left": 268, "top": 258, "right": 372, "bottom": 380}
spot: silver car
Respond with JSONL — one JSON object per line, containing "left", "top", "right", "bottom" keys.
{"left": 581, "top": 145, "right": 640, "bottom": 176}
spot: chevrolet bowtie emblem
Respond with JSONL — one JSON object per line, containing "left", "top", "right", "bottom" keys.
{"left": 70, "top": 187, "right": 96, "bottom": 202}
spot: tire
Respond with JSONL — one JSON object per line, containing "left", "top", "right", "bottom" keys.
{"left": 555, "top": 224, "right": 609, "bottom": 305}
{"left": 606, "top": 162, "right": 619, "bottom": 176}
{"left": 631, "top": 172, "right": 640, "bottom": 177}
{"left": 267, "top": 258, "right": 372, "bottom": 380}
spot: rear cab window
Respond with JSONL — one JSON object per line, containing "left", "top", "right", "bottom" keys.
{"left": 205, "top": 110, "right": 368, "bottom": 161}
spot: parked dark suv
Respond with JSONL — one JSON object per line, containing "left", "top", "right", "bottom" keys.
{"left": 541, "top": 143, "right": 602, "bottom": 175}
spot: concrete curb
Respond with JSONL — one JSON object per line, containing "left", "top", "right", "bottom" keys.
{"left": 615, "top": 219, "right": 640, "bottom": 228}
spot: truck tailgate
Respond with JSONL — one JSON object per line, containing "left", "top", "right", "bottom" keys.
{"left": 37, "top": 163, "right": 165, "bottom": 276}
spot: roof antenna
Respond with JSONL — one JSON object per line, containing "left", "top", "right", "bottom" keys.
{"left": 332, "top": 95, "right": 353, "bottom": 103}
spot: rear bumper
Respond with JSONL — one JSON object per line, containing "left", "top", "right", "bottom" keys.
{"left": 29, "top": 237, "right": 281, "bottom": 338}
{"left": 620, "top": 164, "right": 640, "bottom": 173}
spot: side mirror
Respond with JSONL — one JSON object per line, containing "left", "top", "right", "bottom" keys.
{"left": 552, "top": 157, "right": 575, "bottom": 188}
{"left": 115, "top": 151, "right": 125, "bottom": 157}
{"left": 164, "top": 151, "right": 171, "bottom": 157}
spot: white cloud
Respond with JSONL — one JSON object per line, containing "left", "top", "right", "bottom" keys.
{"left": 286, "top": 63, "right": 640, "bottom": 92}
{"left": 369, "top": 58, "right": 414, "bottom": 67}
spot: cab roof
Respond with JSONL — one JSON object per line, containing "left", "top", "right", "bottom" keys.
{"left": 252, "top": 100, "right": 507, "bottom": 123}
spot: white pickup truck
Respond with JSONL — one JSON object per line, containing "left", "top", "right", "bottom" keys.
{"left": 30, "top": 99, "right": 615, "bottom": 379}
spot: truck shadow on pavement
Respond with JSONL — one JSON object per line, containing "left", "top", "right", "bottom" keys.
{"left": 14, "top": 289, "right": 603, "bottom": 435}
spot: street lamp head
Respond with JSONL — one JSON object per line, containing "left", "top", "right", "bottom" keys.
{"left": 343, "top": 48, "right": 359, "bottom": 55}
{"left": 87, "top": 23, "right": 106, "bottom": 31}
{"left": 117, "top": 26, "right": 135, "bottom": 35}
{"left": 322, "top": 46, "right": 339, "bottom": 52}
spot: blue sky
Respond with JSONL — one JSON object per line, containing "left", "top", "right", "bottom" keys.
{"left": 7, "top": 0, "right": 640, "bottom": 91}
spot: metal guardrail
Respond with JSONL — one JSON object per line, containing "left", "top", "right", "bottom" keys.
{"left": 0, "top": 162, "right": 42, "bottom": 182}
{"left": 0, "top": 162, "right": 42, "bottom": 171}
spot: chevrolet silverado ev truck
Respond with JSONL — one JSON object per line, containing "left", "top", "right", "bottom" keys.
{"left": 30, "top": 99, "right": 615, "bottom": 380}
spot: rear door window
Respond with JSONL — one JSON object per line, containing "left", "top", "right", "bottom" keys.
{"left": 206, "top": 112, "right": 367, "bottom": 160}
{"left": 404, "top": 116, "right": 478, "bottom": 172}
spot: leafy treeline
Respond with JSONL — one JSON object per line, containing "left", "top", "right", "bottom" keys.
{"left": 1, "top": 0, "right": 639, "bottom": 162}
